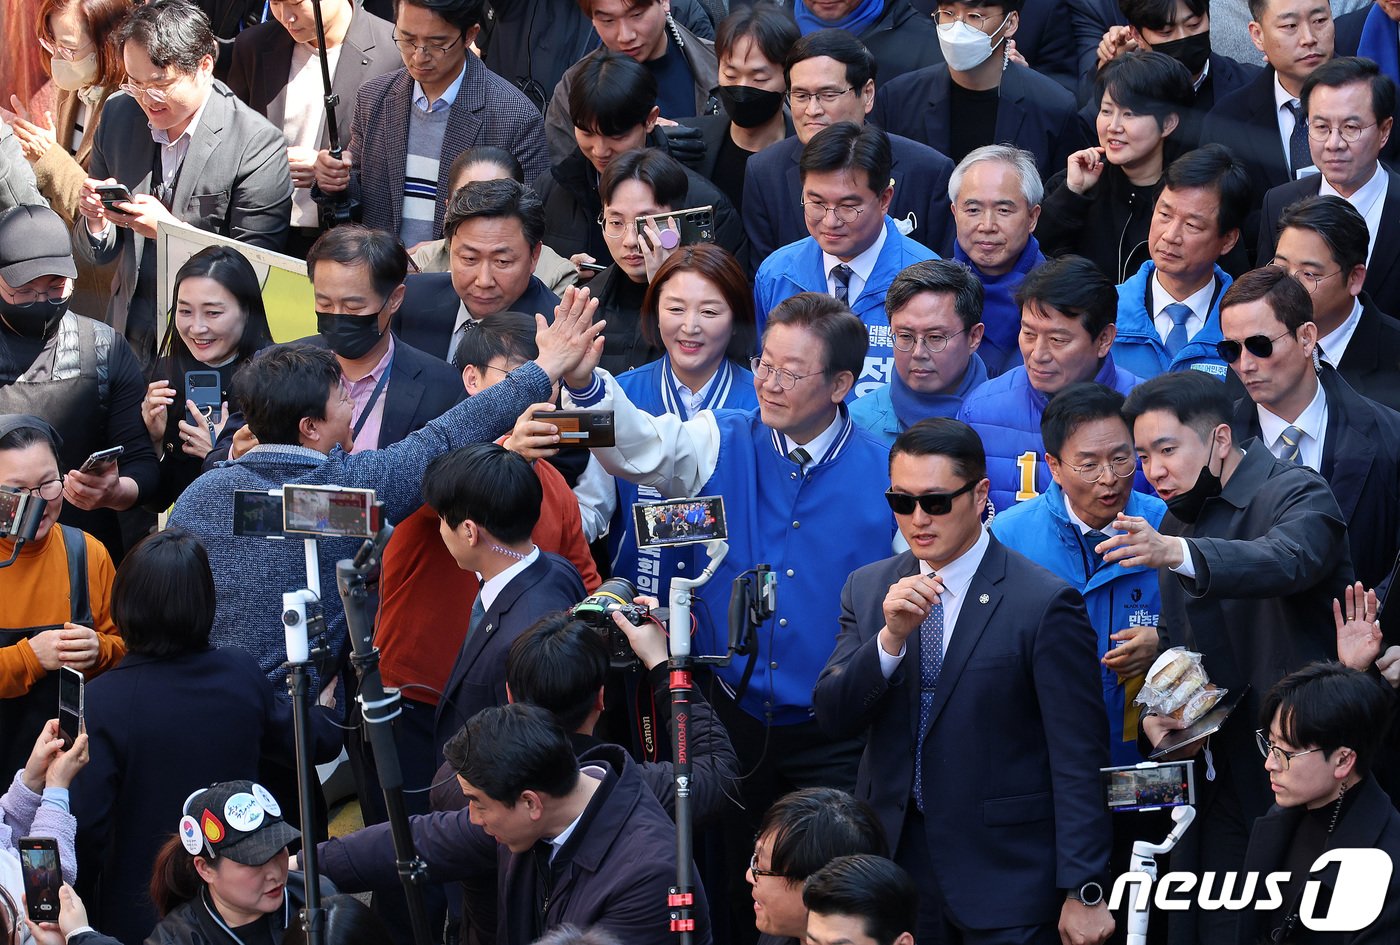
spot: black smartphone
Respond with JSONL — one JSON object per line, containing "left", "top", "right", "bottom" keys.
{"left": 95, "top": 183, "right": 133, "bottom": 209}
{"left": 636, "top": 206, "right": 715, "bottom": 245}
{"left": 1101, "top": 760, "right": 1196, "bottom": 812}
{"left": 185, "top": 370, "right": 223, "bottom": 425}
{"left": 58, "top": 666, "right": 83, "bottom": 750}
{"left": 535, "top": 409, "right": 616, "bottom": 447}
{"left": 577, "top": 260, "right": 609, "bottom": 273}
{"left": 78, "top": 445, "right": 124, "bottom": 473}
{"left": 233, "top": 490, "right": 285, "bottom": 539}
{"left": 19, "top": 837, "right": 62, "bottom": 922}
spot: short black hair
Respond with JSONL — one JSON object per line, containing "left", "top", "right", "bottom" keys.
{"left": 1118, "top": 0, "right": 1208, "bottom": 32}
{"left": 397, "top": 0, "right": 485, "bottom": 33}
{"left": 716, "top": 3, "right": 800, "bottom": 67}
{"left": 1260, "top": 661, "right": 1393, "bottom": 779}
{"left": 421, "top": 443, "right": 542, "bottom": 541}
{"left": 233, "top": 343, "right": 341, "bottom": 446}
{"left": 112, "top": 528, "right": 215, "bottom": 657}
{"left": 886, "top": 260, "right": 984, "bottom": 332}
{"left": 764, "top": 292, "right": 868, "bottom": 380}
{"left": 802, "top": 855, "right": 918, "bottom": 945}
{"left": 1277, "top": 195, "right": 1370, "bottom": 274}
{"left": 1015, "top": 256, "right": 1118, "bottom": 341}
{"left": 1161, "top": 144, "right": 1252, "bottom": 236}
{"left": 1220, "top": 265, "right": 1314, "bottom": 333}
{"left": 118, "top": 0, "right": 217, "bottom": 71}
{"left": 1301, "top": 56, "right": 1396, "bottom": 123}
{"left": 799, "top": 121, "right": 892, "bottom": 195}
{"left": 889, "top": 417, "right": 987, "bottom": 481}
{"left": 568, "top": 49, "right": 657, "bottom": 136}
{"left": 306, "top": 225, "right": 409, "bottom": 302}
{"left": 443, "top": 179, "right": 545, "bottom": 248}
{"left": 1041, "top": 383, "right": 1129, "bottom": 459}
{"left": 1095, "top": 51, "right": 1194, "bottom": 130}
{"left": 759, "top": 788, "right": 888, "bottom": 881}
{"left": 506, "top": 613, "right": 610, "bottom": 732}
{"left": 784, "top": 28, "right": 875, "bottom": 89}
{"left": 598, "top": 148, "right": 689, "bottom": 210}
{"left": 449, "top": 146, "right": 525, "bottom": 189}
{"left": 1122, "top": 369, "right": 1233, "bottom": 441}
{"left": 452, "top": 311, "right": 539, "bottom": 373}
{"left": 443, "top": 703, "right": 579, "bottom": 805}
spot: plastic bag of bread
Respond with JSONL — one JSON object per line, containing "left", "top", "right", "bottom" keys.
{"left": 1135, "top": 647, "right": 1227, "bottom": 725}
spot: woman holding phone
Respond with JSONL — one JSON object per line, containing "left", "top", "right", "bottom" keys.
{"left": 139, "top": 247, "right": 273, "bottom": 510}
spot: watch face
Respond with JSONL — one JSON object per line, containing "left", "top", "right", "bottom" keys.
{"left": 1077, "top": 882, "right": 1105, "bottom": 906}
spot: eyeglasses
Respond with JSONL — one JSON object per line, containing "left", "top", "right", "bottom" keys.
{"left": 885, "top": 480, "right": 978, "bottom": 516}
{"left": 802, "top": 200, "right": 867, "bottom": 225}
{"left": 1064, "top": 457, "right": 1138, "bottom": 483}
{"left": 119, "top": 73, "right": 185, "bottom": 105}
{"left": 750, "top": 357, "right": 823, "bottom": 391}
{"left": 39, "top": 36, "right": 95, "bottom": 61}
{"left": 1270, "top": 259, "right": 1342, "bottom": 294}
{"left": 2, "top": 479, "right": 64, "bottom": 501}
{"left": 786, "top": 87, "right": 853, "bottom": 108}
{"left": 596, "top": 213, "right": 647, "bottom": 238}
{"left": 893, "top": 329, "right": 966, "bottom": 353}
{"left": 1, "top": 281, "right": 71, "bottom": 305}
{"left": 393, "top": 32, "right": 464, "bottom": 57}
{"left": 748, "top": 853, "right": 784, "bottom": 879}
{"left": 1255, "top": 729, "right": 1323, "bottom": 770}
{"left": 1306, "top": 120, "right": 1377, "bottom": 143}
{"left": 1215, "top": 329, "right": 1293, "bottom": 364}
{"left": 934, "top": 9, "right": 1008, "bottom": 30}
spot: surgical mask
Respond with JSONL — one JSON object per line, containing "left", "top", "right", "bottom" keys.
{"left": 51, "top": 53, "right": 99, "bottom": 92}
{"left": 937, "top": 16, "right": 1011, "bottom": 73}
{"left": 0, "top": 296, "right": 70, "bottom": 340}
{"left": 716, "top": 85, "right": 784, "bottom": 128}
{"left": 1152, "top": 32, "right": 1211, "bottom": 78}
{"left": 1164, "top": 449, "right": 1224, "bottom": 524}
{"left": 316, "top": 311, "right": 384, "bottom": 361}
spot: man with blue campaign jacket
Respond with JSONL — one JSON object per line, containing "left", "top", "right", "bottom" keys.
{"left": 991, "top": 384, "right": 1164, "bottom": 766}
{"left": 958, "top": 256, "right": 1142, "bottom": 511}
{"left": 754, "top": 122, "right": 937, "bottom": 401}
{"left": 1112, "top": 146, "right": 1251, "bottom": 380}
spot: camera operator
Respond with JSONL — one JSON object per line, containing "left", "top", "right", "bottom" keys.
{"left": 167, "top": 285, "right": 603, "bottom": 693}
{"left": 316, "top": 703, "right": 713, "bottom": 945}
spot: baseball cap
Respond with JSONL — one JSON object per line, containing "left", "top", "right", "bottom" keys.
{"left": 178, "top": 781, "right": 300, "bottom": 866}
{"left": 0, "top": 205, "right": 79, "bottom": 288}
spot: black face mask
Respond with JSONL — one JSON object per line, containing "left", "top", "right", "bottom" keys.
{"left": 1153, "top": 31, "right": 1211, "bottom": 79}
{"left": 0, "top": 296, "right": 69, "bottom": 340}
{"left": 317, "top": 311, "right": 384, "bottom": 361}
{"left": 717, "top": 84, "right": 785, "bottom": 129}
{"left": 1164, "top": 447, "right": 1224, "bottom": 524}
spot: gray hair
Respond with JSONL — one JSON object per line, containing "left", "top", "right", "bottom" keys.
{"left": 529, "top": 926, "right": 623, "bottom": 945}
{"left": 948, "top": 144, "right": 1043, "bottom": 208}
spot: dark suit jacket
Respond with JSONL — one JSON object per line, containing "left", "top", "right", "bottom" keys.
{"left": 682, "top": 112, "right": 796, "bottom": 189}
{"left": 432, "top": 551, "right": 585, "bottom": 758}
{"left": 1333, "top": 294, "right": 1400, "bottom": 413}
{"left": 1230, "top": 364, "right": 1400, "bottom": 603}
{"left": 1334, "top": 6, "right": 1368, "bottom": 57}
{"left": 812, "top": 539, "right": 1111, "bottom": 930}
{"left": 74, "top": 80, "right": 292, "bottom": 337}
{"left": 226, "top": 4, "right": 398, "bottom": 150}
{"left": 740, "top": 131, "right": 955, "bottom": 261}
{"left": 1255, "top": 168, "right": 1400, "bottom": 314}
{"left": 395, "top": 272, "right": 561, "bottom": 362}
{"left": 869, "top": 62, "right": 1086, "bottom": 182}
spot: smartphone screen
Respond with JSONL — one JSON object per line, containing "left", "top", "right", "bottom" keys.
{"left": 58, "top": 667, "right": 83, "bottom": 750}
{"left": 233, "top": 491, "right": 285, "bottom": 539}
{"left": 282, "top": 485, "right": 376, "bottom": 538}
{"left": 19, "top": 838, "right": 62, "bottom": 922}
{"left": 633, "top": 496, "right": 728, "bottom": 548}
{"left": 1101, "top": 761, "right": 1195, "bottom": 812}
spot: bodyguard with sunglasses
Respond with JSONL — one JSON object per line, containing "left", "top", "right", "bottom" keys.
{"left": 814, "top": 417, "right": 1114, "bottom": 945}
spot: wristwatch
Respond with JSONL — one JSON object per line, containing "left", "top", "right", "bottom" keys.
{"left": 1067, "top": 882, "right": 1105, "bottom": 907}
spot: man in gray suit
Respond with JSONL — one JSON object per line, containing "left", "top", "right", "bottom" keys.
{"left": 74, "top": 0, "right": 292, "bottom": 367}
{"left": 227, "top": 0, "right": 398, "bottom": 256}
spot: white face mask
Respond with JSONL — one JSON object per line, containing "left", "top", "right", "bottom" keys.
{"left": 937, "top": 16, "right": 1011, "bottom": 73}
{"left": 51, "top": 52, "right": 99, "bottom": 92}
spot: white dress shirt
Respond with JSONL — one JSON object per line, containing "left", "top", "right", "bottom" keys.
{"left": 1319, "top": 163, "right": 1388, "bottom": 264}
{"left": 878, "top": 525, "right": 991, "bottom": 677}
{"left": 1150, "top": 272, "right": 1215, "bottom": 347}
{"left": 1257, "top": 380, "right": 1328, "bottom": 472}
{"left": 823, "top": 222, "right": 887, "bottom": 303}
{"left": 782, "top": 411, "right": 844, "bottom": 474}
{"left": 476, "top": 545, "right": 541, "bottom": 611}
{"left": 1318, "top": 298, "right": 1364, "bottom": 367}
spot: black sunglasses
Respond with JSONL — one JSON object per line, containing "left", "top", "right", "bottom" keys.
{"left": 1215, "top": 329, "right": 1292, "bottom": 364}
{"left": 885, "top": 480, "right": 977, "bottom": 516}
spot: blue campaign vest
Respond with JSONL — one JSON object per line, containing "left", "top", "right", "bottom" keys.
{"left": 610, "top": 358, "right": 758, "bottom": 602}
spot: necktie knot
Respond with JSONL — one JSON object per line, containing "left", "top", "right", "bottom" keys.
{"left": 831, "top": 264, "right": 853, "bottom": 303}
{"left": 1279, "top": 424, "right": 1305, "bottom": 464}
{"left": 788, "top": 446, "right": 812, "bottom": 469}
{"left": 1162, "top": 303, "right": 1193, "bottom": 358}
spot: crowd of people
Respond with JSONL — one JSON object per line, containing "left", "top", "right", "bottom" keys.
{"left": 5, "top": 0, "right": 1400, "bottom": 944}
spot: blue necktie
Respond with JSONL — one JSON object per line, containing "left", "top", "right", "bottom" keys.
{"left": 1279, "top": 425, "right": 1305, "bottom": 464}
{"left": 1163, "top": 303, "right": 1193, "bottom": 358}
{"left": 912, "top": 596, "right": 945, "bottom": 811}
{"left": 467, "top": 597, "right": 486, "bottom": 637}
{"left": 1286, "top": 100, "right": 1312, "bottom": 177}
{"left": 832, "top": 264, "right": 853, "bottom": 304}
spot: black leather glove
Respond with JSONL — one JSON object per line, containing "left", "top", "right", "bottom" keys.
{"left": 664, "top": 123, "right": 706, "bottom": 169}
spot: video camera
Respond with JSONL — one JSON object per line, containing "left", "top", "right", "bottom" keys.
{"left": 571, "top": 577, "right": 652, "bottom": 671}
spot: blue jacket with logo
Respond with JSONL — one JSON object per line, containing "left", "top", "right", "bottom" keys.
{"left": 991, "top": 480, "right": 1166, "bottom": 764}
{"left": 1111, "top": 261, "right": 1233, "bottom": 381}
{"left": 957, "top": 356, "right": 1142, "bottom": 511}
{"left": 752, "top": 216, "right": 938, "bottom": 401}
